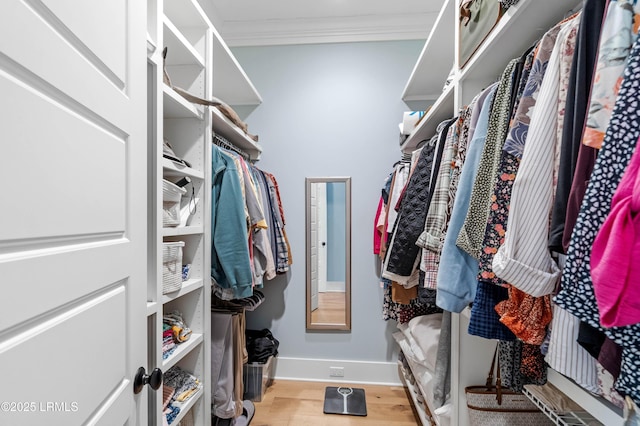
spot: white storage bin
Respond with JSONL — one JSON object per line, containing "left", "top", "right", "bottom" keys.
{"left": 243, "top": 356, "right": 276, "bottom": 402}
{"left": 162, "top": 241, "right": 184, "bottom": 294}
{"left": 163, "top": 179, "right": 186, "bottom": 227}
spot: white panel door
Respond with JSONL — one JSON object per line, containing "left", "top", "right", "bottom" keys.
{"left": 316, "top": 183, "right": 328, "bottom": 293}
{"left": 0, "top": 1, "right": 147, "bottom": 425}
{"left": 310, "top": 183, "right": 319, "bottom": 311}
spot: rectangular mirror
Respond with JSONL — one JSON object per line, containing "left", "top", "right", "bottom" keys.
{"left": 305, "top": 177, "right": 351, "bottom": 331}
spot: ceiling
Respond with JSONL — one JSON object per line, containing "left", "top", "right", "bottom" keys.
{"left": 206, "top": 0, "right": 445, "bottom": 47}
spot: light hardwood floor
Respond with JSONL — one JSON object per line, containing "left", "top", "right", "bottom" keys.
{"left": 250, "top": 380, "right": 420, "bottom": 426}
{"left": 310, "top": 292, "right": 346, "bottom": 324}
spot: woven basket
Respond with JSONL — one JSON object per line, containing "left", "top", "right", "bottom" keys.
{"left": 465, "top": 346, "right": 552, "bottom": 426}
{"left": 163, "top": 179, "right": 186, "bottom": 227}
{"left": 466, "top": 386, "right": 552, "bottom": 425}
{"left": 162, "top": 241, "right": 184, "bottom": 294}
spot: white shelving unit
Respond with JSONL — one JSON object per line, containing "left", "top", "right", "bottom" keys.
{"left": 394, "top": 332, "right": 446, "bottom": 426}
{"left": 211, "top": 107, "right": 263, "bottom": 161}
{"left": 398, "top": 361, "right": 434, "bottom": 426}
{"left": 146, "top": 1, "right": 263, "bottom": 425}
{"left": 400, "top": 1, "right": 625, "bottom": 425}
{"left": 402, "top": 0, "right": 455, "bottom": 103}
{"left": 211, "top": 25, "right": 263, "bottom": 106}
{"left": 147, "top": 0, "right": 211, "bottom": 424}
{"left": 401, "top": 84, "right": 455, "bottom": 153}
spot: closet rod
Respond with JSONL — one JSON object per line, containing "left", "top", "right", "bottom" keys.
{"left": 213, "top": 133, "right": 250, "bottom": 162}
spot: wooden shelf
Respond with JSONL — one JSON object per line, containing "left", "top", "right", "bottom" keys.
{"left": 402, "top": 0, "right": 455, "bottom": 102}
{"left": 169, "top": 386, "right": 204, "bottom": 426}
{"left": 401, "top": 83, "right": 455, "bottom": 153}
{"left": 162, "top": 278, "right": 204, "bottom": 304}
{"left": 459, "top": 0, "right": 581, "bottom": 83}
{"left": 163, "top": 84, "right": 203, "bottom": 119}
{"left": 163, "top": 0, "right": 208, "bottom": 29}
{"left": 211, "top": 107, "right": 262, "bottom": 161}
{"left": 147, "top": 301, "right": 158, "bottom": 317}
{"left": 162, "top": 225, "right": 204, "bottom": 237}
{"left": 211, "top": 26, "right": 262, "bottom": 106}
{"left": 163, "top": 17, "right": 205, "bottom": 67}
{"left": 162, "top": 158, "right": 204, "bottom": 180}
{"left": 398, "top": 362, "right": 433, "bottom": 426}
{"left": 545, "top": 369, "right": 624, "bottom": 425}
{"left": 394, "top": 332, "right": 444, "bottom": 426}
{"left": 162, "top": 333, "right": 204, "bottom": 371}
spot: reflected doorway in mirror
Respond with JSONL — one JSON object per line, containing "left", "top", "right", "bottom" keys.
{"left": 305, "top": 177, "right": 351, "bottom": 331}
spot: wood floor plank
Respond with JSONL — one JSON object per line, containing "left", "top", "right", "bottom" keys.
{"left": 249, "top": 379, "right": 420, "bottom": 426}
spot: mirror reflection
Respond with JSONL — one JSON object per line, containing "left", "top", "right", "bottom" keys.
{"left": 306, "top": 177, "right": 351, "bottom": 331}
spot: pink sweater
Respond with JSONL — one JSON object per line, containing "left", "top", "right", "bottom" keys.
{"left": 591, "top": 139, "right": 640, "bottom": 327}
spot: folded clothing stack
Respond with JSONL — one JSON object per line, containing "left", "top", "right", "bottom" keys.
{"left": 163, "top": 366, "right": 202, "bottom": 424}
{"left": 163, "top": 311, "right": 192, "bottom": 344}
{"left": 162, "top": 323, "right": 176, "bottom": 360}
{"left": 246, "top": 328, "right": 279, "bottom": 364}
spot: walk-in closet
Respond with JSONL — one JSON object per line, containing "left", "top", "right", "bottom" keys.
{"left": 2, "top": 0, "right": 639, "bottom": 425}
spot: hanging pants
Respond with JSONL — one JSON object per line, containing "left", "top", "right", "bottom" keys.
{"left": 211, "top": 311, "right": 247, "bottom": 419}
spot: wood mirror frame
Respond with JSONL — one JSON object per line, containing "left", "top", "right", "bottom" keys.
{"left": 305, "top": 177, "right": 351, "bottom": 331}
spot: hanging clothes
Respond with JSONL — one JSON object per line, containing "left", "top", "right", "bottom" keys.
{"left": 549, "top": 0, "right": 608, "bottom": 253}
{"left": 210, "top": 145, "right": 253, "bottom": 300}
{"left": 582, "top": 0, "right": 640, "bottom": 149}
{"left": 417, "top": 116, "right": 462, "bottom": 289}
{"left": 382, "top": 120, "right": 445, "bottom": 284}
{"left": 210, "top": 310, "right": 246, "bottom": 420}
{"left": 262, "top": 171, "right": 292, "bottom": 272}
{"left": 469, "top": 43, "right": 538, "bottom": 341}
{"left": 456, "top": 58, "right": 521, "bottom": 260}
{"left": 492, "top": 15, "right": 581, "bottom": 298}
{"left": 591, "top": 140, "right": 640, "bottom": 327}
{"left": 435, "top": 83, "right": 498, "bottom": 312}
{"left": 554, "top": 30, "right": 640, "bottom": 404}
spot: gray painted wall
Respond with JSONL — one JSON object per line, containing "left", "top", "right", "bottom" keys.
{"left": 231, "top": 40, "right": 424, "bottom": 363}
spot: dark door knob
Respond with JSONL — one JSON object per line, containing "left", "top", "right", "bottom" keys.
{"left": 321, "top": 242, "right": 326, "bottom": 246}
{"left": 133, "top": 367, "right": 163, "bottom": 394}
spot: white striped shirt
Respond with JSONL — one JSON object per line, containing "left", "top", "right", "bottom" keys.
{"left": 491, "top": 19, "right": 579, "bottom": 296}
{"left": 546, "top": 305, "right": 599, "bottom": 394}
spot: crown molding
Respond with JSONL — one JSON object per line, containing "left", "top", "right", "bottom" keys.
{"left": 220, "top": 12, "right": 438, "bottom": 47}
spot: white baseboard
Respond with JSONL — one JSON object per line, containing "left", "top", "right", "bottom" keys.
{"left": 325, "top": 281, "right": 345, "bottom": 292}
{"left": 272, "top": 356, "right": 402, "bottom": 386}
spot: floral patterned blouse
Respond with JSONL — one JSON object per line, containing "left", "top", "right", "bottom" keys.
{"left": 583, "top": 0, "right": 640, "bottom": 149}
